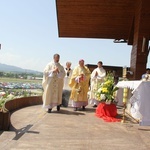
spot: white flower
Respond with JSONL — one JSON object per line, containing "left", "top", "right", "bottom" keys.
{"left": 100, "top": 94, "right": 106, "bottom": 100}
{"left": 98, "top": 88, "right": 102, "bottom": 93}
{"left": 101, "top": 83, "right": 104, "bottom": 86}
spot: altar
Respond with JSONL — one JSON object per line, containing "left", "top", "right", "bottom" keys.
{"left": 116, "top": 80, "right": 150, "bottom": 126}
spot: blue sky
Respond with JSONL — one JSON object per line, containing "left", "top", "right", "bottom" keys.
{"left": 0, "top": 0, "right": 149, "bottom": 72}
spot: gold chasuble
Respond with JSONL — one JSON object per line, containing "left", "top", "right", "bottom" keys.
{"left": 69, "top": 65, "right": 91, "bottom": 108}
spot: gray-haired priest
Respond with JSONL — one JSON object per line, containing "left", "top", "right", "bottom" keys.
{"left": 42, "top": 54, "right": 66, "bottom": 113}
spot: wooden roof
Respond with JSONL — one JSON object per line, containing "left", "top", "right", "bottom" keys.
{"left": 56, "top": 0, "right": 150, "bottom": 80}
{"left": 56, "top": 0, "right": 136, "bottom": 41}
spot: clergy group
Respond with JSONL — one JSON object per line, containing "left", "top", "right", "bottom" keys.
{"left": 42, "top": 53, "right": 106, "bottom": 113}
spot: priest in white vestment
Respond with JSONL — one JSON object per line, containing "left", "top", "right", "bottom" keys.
{"left": 89, "top": 61, "right": 106, "bottom": 107}
{"left": 42, "top": 54, "right": 66, "bottom": 113}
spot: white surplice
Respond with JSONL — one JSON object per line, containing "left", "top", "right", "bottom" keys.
{"left": 61, "top": 68, "right": 73, "bottom": 107}
{"left": 63, "top": 68, "right": 73, "bottom": 90}
{"left": 42, "top": 61, "right": 66, "bottom": 109}
{"left": 89, "top": 67, "right": 106, "bottom": 105}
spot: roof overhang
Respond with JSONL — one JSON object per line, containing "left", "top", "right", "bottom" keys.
{"left": 56, "top": 0, "right": 135, "bottom": 42}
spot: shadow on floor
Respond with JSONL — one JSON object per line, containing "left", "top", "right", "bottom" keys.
{"left": 61, "top": 106, "right": 96, "bottom": 113}
{"left": 0, "top": 131, "right": 3, "bottom": 136}
{"left": 10, "top": 124, "right": 39, "bottom": 140}
{"left": 83, "top": 107, "right": 96, "bottom": 113}
{"left": 138, "top": 128, "right": 150, "bottom": 131}
{"left": 51, "top": 109, "right": 85, "bottom": 116}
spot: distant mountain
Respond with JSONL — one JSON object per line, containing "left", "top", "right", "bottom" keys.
{"left": 0, "top": 63, "right": 42, "bottom": 74}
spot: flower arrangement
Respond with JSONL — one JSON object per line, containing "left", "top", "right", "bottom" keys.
{"left": 95, "top": 73, "right": 119, "bottom": 103}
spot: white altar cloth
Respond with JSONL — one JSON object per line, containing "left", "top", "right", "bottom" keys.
{"left": 116, "top": 80, "right": 142, "bottom": 91}
{"left": 116, "top": 80, "right": 150, "bottom": 126}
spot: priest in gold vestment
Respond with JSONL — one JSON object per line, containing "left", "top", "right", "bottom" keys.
{"left": 42, "top": 54, "right": 66, "bottom": 113}
{"left": 69, "top": 59, "right": 91, "bottom": 111}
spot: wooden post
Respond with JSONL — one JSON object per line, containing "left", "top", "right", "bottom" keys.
{"left": 0, "top": 112, "right": 10, "bottom": 131}
{"left": 130, "top": 0, "right": 150, "bottom": 80}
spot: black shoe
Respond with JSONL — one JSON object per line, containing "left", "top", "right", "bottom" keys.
{"left": 57, "top": 105, "right": 60, "bottom": 111}
{"left": 82, "top": 106, "right": 85, "bottom": 110}
{"left": 48, "top": 109, "right": 52, "bottom": 113}
{"left": 73, "top": 107, "right": 77, "bottom": 111}
{"left": 93, "top": 104, "right": 97, "bottom": 108}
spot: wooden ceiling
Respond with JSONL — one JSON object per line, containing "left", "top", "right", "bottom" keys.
{"left": 56, "top": 0, "right": 136, "bottom": 41}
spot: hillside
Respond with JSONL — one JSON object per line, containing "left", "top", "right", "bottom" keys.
{"left": 0, "top": 63, "right": 42, "bottom": 74}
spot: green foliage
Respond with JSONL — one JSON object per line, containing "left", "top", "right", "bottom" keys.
{"left": 0, "top": 77, "right": 41, "bottom": 84}
{"left": 0, "top": 90, "right": 43, "bottom": 112}
{"left": 0, "top": 71, "right": 43, "bottom": 78}
{"left": 0, "top": 99, "right": 5, "bottom": 108}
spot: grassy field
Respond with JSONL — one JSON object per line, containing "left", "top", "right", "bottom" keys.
{"left": 0, "top": 77, "right": 42, "bottom": 83}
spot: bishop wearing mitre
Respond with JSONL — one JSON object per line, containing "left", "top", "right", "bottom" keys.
{"left": 69, "top": 59, "right": 91, "bottom": 111}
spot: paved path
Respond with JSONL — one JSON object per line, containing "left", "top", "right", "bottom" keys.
{"left": 0, "top": 105, "right": 150, "bottom": 150}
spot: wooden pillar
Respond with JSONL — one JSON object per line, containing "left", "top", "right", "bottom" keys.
{"left": 130, "top": 0, "right": 150, "bottom": 79}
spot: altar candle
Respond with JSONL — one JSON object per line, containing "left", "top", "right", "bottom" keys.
{"left": 123, "top": 88, "right": 128, "bottom": 103}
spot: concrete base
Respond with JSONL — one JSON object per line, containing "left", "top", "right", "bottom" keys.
{"left": 0, "top": 105, "right": 150, "bottom": 150}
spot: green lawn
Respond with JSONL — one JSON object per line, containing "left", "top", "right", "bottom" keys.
{"left": 0, "top": 77, "right": 42, "bottom": 84}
